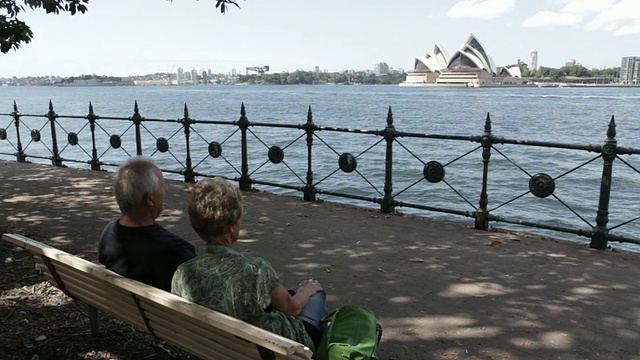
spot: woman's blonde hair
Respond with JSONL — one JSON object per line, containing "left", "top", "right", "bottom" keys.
{"left": 188, "top": 178, "right": 243, "bottom": 241}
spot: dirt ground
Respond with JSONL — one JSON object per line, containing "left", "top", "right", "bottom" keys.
{"left": 0, "top": 240, "right": 199, "bottom": 359}
{"left": 2, "top": 160, "right": 640, "bottom": 360}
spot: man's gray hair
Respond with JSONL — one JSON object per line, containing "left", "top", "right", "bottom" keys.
{"left": 114, "top": 157, "right": 160, "bottom": 214}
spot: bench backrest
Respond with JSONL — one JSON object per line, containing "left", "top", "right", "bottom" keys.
{"left": 2, "top": 233, "right": 312, "bottom": 360}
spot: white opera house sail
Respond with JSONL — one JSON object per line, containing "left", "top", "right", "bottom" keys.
{"left": 401, "top": 33, "right": 533, "bottom": 88}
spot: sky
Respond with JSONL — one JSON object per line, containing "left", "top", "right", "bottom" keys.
{"left": 1, "top": 0, "right": 639, "bottom": 78}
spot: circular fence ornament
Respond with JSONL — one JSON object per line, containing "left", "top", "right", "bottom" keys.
{"left": 31, "top": 129, "right": 41, "bottom": 142}
{"left": 208, "top": 142, "right": 222, "bottom": 158}
{"left": 423, "top": 161, "right": 445, "bottom": 183}
{"left": 0, "top": 128, "right": 6, "bottom": 140}
{"left": 338, "top": 153, "right": 357, "bottom": 173}
{"left": 529, "top": 173, "right": 555, "bottom": 198}
{"left": 268, "top": 146, "right": 284, "bottom": 164}
{"left": 156, "top": 137, "right": 169, "bottom": 153}
{"left": 68, "top": 132, "right": 78, "bottom": 146}
{"left": 110, "top": 134, "right": 122, "bottom": 149}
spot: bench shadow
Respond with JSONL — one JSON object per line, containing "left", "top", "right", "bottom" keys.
{"left": 0, "top": 242, "right": 197, "bottom": 360}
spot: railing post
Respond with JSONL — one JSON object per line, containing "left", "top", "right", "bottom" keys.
{"left": 475, "top": 113, "right": 492, "bottom": 230}
{"left": 131, "top": 101, "right": 143, "bottom": 156}
{"left": 47, "top": 100, "right": 62, "bottom": 167}
{"left": 381, "top": 106, "right": 395, "bottom": 213}
{"left": 303, "top": 106, "right": 317, "bottom": 201}
{"left": 182, "top": 103, "right": 195, "bottom": 183}
{"left": 590, "top": 116, "right": 617, "bottom": 249}
{"left": 237, "top": 103, "right": 252, "bottom": 191}
{"left": 86, "top": 102, "right": 102, "bottom": 171}
{"left": 11, "top": 101, "right": 26, "bottom": 163}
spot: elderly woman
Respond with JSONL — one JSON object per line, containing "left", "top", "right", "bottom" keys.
{"left": 171, "top": 178, "right": 327, "bottom": 352}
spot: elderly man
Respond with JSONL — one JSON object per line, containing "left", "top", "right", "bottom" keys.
{"left": 99, "top": 157, "right": 195, "bottom": 292}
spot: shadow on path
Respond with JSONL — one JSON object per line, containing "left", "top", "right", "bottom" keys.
{"left": 1, "top": 160, "right": 640, "bottom": 359}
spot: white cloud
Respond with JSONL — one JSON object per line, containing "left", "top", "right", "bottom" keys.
{"left": 522, "top": 11, "right": 583, "bottom": 27}
{"left": 447, "top": 0, "right": 515, "bottom": 20}
{"left": 581, "top": 0, "right": 640, "bottom": 35}
{"left": 522, "top": 0, "right": 640, "bottom": 35}
{"left": 561, "top": 0, "right": 615, "bottom": 14}
{"left": 613, "top": 21, "right": 640, "bottom": 35}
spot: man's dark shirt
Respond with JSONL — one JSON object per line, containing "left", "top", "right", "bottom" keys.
{"left": 98, "top": 220, "right": 196, "bottom": 292}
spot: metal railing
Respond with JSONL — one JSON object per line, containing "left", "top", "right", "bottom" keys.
{"left": 2, "top": 100, "right": 640, "bottom": 250}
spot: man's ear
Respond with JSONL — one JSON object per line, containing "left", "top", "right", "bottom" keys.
{"left": 144, "top": 192, "right": 154, "bottom": 207}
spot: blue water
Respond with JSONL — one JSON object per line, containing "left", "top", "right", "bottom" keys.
{"left": 2, "top": 85, "right": 640, "bottom": 251}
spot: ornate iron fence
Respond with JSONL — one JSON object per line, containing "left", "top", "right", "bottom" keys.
{"left": 2, "top": 100, "right": 640, "bottom": 250}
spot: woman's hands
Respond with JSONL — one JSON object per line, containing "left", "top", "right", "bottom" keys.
{"left": 270, "top": 279, "right": 323, "bottom": 317}
{"left": 296, "top": 279, "right": 323, "bottom": 297}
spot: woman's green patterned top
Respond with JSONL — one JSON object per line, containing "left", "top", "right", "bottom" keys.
{"left": 171, "top": 245, "right": 314, "bottom": 351}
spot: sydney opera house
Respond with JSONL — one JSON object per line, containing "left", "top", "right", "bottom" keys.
{"left": 400, "top": 33, "right": 533, "bottom": 88}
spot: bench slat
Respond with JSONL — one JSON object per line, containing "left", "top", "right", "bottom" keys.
{"left": 153, "top": 326, "right": 258, "bottom": 360}
{"left": 144, "top": 304, "right": 262, "bottom": 359}
{"left": 55, "top": 276, "right": 148, "bottom": 330}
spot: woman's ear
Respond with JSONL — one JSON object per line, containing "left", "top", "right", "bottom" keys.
{"left": 229, "top": 221, "right": 240, "bottom": 241}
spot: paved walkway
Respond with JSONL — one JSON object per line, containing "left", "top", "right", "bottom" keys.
{"left": 1, "top": 159, "right": 640, "bottom": 359}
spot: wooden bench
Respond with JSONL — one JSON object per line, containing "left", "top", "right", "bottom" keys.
{"left": 2, "top": 233, "right": 313, "bottom": 360}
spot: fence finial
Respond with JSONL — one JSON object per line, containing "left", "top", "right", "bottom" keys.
{"left": 607, "top": 115, "right": 616, "bottom": 140}
{"left": 13, "top": 100, "right": 18, "bottom": 112}
{"left": 134, "top": 100, "right": 140, "bottom": 114}
{"left": 88, "top": 102, "right": 94, "bottom": 114}
{"left": 386, "top": 106, "right": 393, "bottom": 127}
{"left": 484, "top": 112, "right": 492, "bottom": 133}
{"left": 240, "top": 102, "right": 246, "bottom": 116}
{"left": 307, "top": 106, "right": 312, "bottom": 122}
{"left": 183, "top": 103, "right": 190, "bottom": 119}
{"left": 48, "top": 100, "right": 54, "bottom": 112}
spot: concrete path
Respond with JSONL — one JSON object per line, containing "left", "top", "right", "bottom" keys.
{"left": 1, "top": 159, "right": 639, "bottom": 359}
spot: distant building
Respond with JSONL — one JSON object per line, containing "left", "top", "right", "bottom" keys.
{"left": 620, "top": 56, "right": 640, "bottom": 84}
{"left": 191, "top": 69, "right": 199, "bottom": 84}
{"left": 565, "top": 59, "right": 576, "bottom": 67}
{"left": 528, "top": 50, "right": 538, "bottom": 71}
{"left": 231, "top": 69, "right": 237, "bottom": 76}
{"left": 314, "top": 66, "right": 320, "bottom": 73}
{"left": 201, "top": 70, "right": 209, "bottom": 84}
{"left": 177, "top": 67, "right": 184, "bottom": 81}
{"left": 374, "top": 62, "right": 390, "bottom": 75}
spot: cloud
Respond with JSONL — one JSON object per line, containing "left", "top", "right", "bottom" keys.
{"left": 613, "top": 21, "right": 640, "bottom": 35}
{"left": 561, "top": 0, "right": 615, "bottom": 14}
{"left": 447, "top": 0, "right": 515, "bottom": 20}
{"left": 524, "top": 0, "right": 640, "bottom": 35}
{"left": 584, "top": 0, "right": 640, "bottom": 31}
{"left": 522, "top": 11, "right": 583, "bottom": 27}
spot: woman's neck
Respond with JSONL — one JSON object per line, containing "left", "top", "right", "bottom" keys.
{"left": 207, "top": 235, "right": 234, "bottom": 248}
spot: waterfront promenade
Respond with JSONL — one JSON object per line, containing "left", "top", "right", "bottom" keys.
{"left": 1, "top": 159, "right": 640, "bottom": 359}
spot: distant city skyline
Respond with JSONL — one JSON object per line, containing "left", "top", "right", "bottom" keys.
{"left": 2, "top": 0, "right": 639, "bottom": 78}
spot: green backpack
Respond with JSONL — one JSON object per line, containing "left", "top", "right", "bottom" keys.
{"left": 316, "top": 305, "right": 383, "bottom": 360}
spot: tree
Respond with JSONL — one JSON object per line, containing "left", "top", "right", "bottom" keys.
{"left": 1, "top": 0, "right": 242, "bottom": 53}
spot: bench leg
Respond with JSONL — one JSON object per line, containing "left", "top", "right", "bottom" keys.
{"left": 257, "top": 345, "right": 276, "bottom": 360}
{"left": 89, "top": 305, "right": 100, "bottom": 336}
